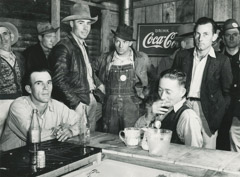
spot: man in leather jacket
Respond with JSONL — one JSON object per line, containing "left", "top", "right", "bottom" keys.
{"left": 49, "top": 3, "right": 104, "bottom": 132}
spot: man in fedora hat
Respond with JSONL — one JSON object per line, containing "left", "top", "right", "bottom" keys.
{"left": 176, "top": 23, "right": 195, "bottom": 50}
{"left": 49, "top": 3, "right": 104, "bottom": 133}
{"left": 168, "top": 23, "right": 195, "bottom": 65}
{"left": 94, "top": 24, "right": 151, "bottom": 134}
{"left": 172, "top": 17, "right": 232, "bottom": 149}
{"left": 0, "top": 22, "right": 25, "bottom": 138}
{"left": 218, "top": 19, "right": 240, "bottom": 151}
{"left": 23, "top": 22, "right": 59, "bottom": 72}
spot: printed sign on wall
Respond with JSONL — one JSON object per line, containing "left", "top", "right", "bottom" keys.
{"left": 137, "top": 23, "right": 180, "bottom": 57}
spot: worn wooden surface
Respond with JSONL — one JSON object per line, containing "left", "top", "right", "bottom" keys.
{"left": 176, "top": 0, "right": 194, "bottom": 23}
{"left": 69, "top": 132, "right": 240, "bottom": 177}
{"left": 146, "top": 4, "right": 162, "bottom": 23}
{"left": 213, "top": 0, "right": 232, "bottom": 21}
{"left": 233, "top": 0, "right": 240, "bottom": 24}
{"left": 163, "top": 2, "right": 176, "bottom": 23}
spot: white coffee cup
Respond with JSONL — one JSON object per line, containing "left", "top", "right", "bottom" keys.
{"left": 119, "top": 127, "right": 141, "bottom": 147}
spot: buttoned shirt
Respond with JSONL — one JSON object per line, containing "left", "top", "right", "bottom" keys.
{"left": 0, "top": 96, "right": 80, "bottom": 151}
{"left": 71, "top": 32, "right": 95, "bottom": 90}
{"left": 135, "top": 98, "right": 203, "bottom": 147}
{"left": 188, "top": 47, "right": 216, "bottom": 98}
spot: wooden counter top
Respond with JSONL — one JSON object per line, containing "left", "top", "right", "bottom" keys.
{"left": 69, "top": 132, "right": 240, "bottom": 177}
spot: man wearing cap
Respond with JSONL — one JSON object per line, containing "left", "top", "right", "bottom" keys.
{"left": 0, "top": 22, "right": 24, "bottom": 138}
{"left": 49, "top": 3, "right": 104, "bottom": 132}
{"left": 220, "top": 19, "right": 240, "bottom": 151}
{"left": 23, "top": 22, "right": 58, "bottom": 72}
{"left": 176, "top": 23, "right": 195, "bottom": 50}
{"left": 94, "top": 24, "right": 151, "bottom": 134}
{"left": 172, "top": 17, "right": 232, "bottom": 149}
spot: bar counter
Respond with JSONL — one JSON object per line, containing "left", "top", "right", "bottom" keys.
{"left": 69, "top": 132, "right": 240, "bottom": 177}
{"left": 1, "top": 132, "right": 240, "bottom": 177}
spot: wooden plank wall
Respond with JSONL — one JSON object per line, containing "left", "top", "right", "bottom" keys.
{"left": 133, "top": 0, "right": 240, "bottom": 78}
{"left": 0, "top": 0, "right": 101, "bottom": 62}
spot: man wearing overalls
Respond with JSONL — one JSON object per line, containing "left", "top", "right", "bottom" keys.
{"left": 95, "top": 24, "right": 151, "bottom": 134}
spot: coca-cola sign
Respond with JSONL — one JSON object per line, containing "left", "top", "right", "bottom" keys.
{"left": 137, "top": 23, "right": 180, "bottom": 56}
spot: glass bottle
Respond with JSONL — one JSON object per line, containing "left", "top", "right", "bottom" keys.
{"left": 29, "top": 109, "right": 41, "bottom": 164}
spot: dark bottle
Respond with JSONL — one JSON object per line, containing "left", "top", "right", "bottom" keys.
{"left": 29, "top": 109, "right": 41, "bottom": 164}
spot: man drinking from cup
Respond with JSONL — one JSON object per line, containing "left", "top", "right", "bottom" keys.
{"left": 135, "top": 69, "right": 203, "bottom": 147}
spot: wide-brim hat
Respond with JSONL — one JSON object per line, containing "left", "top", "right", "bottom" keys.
{"left": 223, "top": 19, "right": 240, "bottom": 32}
{"left": 175, "top": 23, "right": 194, "bottom": 40}
{"left": 62, "top": 3, "right": 98, "bottom": 24}
{"left": 111, "top": 24, "right": 135, "bottom": 41}
{"left": 0, "top": 22, "right": 19, "bottom": 45}
{"left": 37, "top": 22, "right": 59, "bottom": 35}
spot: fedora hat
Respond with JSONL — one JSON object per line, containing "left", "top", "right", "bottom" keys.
{"left": 223, "top": 19, "right": 240, "bottom": 32}
{"left": 62, "top": 3, "right": 98, "bottom": 24}
{"left": 111, "top": 24, "right": 135, "bottom": 41}
{"left": 37, "top": 22, "right": 59, "bottom": 35}
{"left": 0, "top": 22, "right": 19, "bottom": 45}
{"left": 176, "top": 23, "right": 194, "bottom": 39}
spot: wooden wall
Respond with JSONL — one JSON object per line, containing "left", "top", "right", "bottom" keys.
{"left": 1, "top": 0, "right": 240, "bottom": 71}
{"left": 0, "top": 0, "right": 101, "bottom": 61}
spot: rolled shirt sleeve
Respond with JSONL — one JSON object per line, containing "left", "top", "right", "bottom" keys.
{"left": 177, "top": 109, "right": 203, "bottom": 147}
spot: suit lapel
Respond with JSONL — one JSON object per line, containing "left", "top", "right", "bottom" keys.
{"left": 202, "top": 55, "right": 217, "bottom": 83}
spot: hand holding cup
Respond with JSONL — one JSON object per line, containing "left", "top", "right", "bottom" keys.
{"left": 152, "top": 100, "right": 169, "bottom": 116}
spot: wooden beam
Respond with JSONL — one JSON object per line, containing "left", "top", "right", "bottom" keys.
{"left": 51, "top": 0, "right": 60, "bottom": 43}
{"left": 133, "top": 0, "right": 175, "bottom": 8}
{"left": 67, "top": 0, "right": 119, "bottom": 11}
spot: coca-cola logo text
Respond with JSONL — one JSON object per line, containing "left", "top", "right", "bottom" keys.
{"left": 142, "top": 32, "right": 177, "bottom": 49}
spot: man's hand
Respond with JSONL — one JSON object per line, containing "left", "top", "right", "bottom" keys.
{"left": 152, "top": 100, "right": 169, "bottom": 115}
{"left": 52, "top": 124, "right": 73, "bottom": 142}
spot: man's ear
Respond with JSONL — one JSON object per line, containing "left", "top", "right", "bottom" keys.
{"left": 70, "top": 21, "right": 73, "bottom": 28}
{"left": 129, "top": 41, "right": 133, "bottom": 46}
{"left": 180, "top": 87, "right": 186, "bottom": 98}
{"left": 25, "top": 85, "right": 32, "bottom": 94}
{"left": 38, "top": 35, "right": 42, "bottom": 42}
{"left": 10, "top": 33, "right": 14, "bottom": 43}
{"left": 212, "top": 33, "right": 218, "bottom": 42}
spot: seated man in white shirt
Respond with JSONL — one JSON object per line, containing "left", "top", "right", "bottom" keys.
{"left": 135, "top": 69, "right": 203, "bottom": 147}
{"left": 0, "top": 68, "right": 83, "bottom": 151}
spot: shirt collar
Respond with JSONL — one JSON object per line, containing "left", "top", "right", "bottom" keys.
{"left": 0, "top": 49, "right": 14, "bottom": 58}
{"left": 27, "top": 96, "right": 54, "bottom": 112}
{"left": 173, "top": 98, "right": 186, "bottom": 112}
{"left": 193, "top": 46, "right": 216, "bottom": 59}
{"left": 71, "top": 32, "right": 87, "bottom": 46}
{"left": 113, "top": 48, "right": 134, "bottom": 62}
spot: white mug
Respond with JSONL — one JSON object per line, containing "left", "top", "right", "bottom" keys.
{"left": 119, "top": 127, "right": 141, "bottom": 147}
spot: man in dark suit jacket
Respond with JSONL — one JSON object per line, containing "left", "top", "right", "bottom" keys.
{"left": 23, "top": 22, "right": 58, "bottom": 72}
{"left": 172, "top": 17, "right": 233, "bottom": 149}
